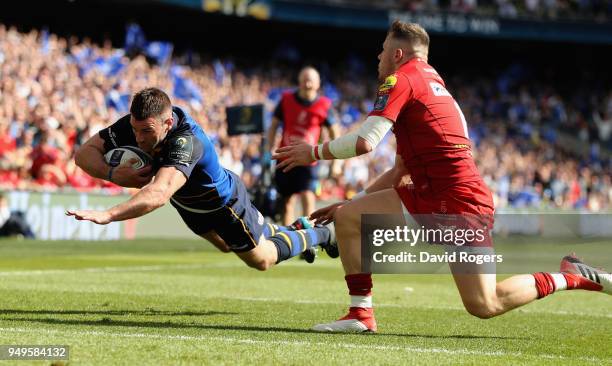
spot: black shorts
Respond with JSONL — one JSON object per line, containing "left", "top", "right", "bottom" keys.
{"left": 274, "top": 165, "right": 318, "bottom": 197}
{"left": 171, "top": 174, "right": 265, "bottom": 253}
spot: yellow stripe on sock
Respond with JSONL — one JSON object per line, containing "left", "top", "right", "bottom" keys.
{"left": 278, "top": 232, "right": 292, "bottom": 251}
{"left": 267, "top": 223, "right": 276, "bottom": 236}
{"left": 297, "top": 230, "right": 308, "bottom": 252}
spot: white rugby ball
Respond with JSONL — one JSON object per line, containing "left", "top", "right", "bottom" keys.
{"left": 104, "top": 146, "right": 152, "bottom": 169}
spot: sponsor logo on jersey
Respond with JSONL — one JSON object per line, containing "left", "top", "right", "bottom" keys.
{"left": 373, "top": 94, "right": 389, "bottom": 111}
{"left": 175, "top": 137, "right": 187, "bottom": 148}
{"left": 430, "top": 81, "right": 451, "bottom": 97}
{"left": 169, "top": 135, "right": 193, "bottom": 165}
{"left": 378, "top": 74, "right": 398, "bottom": 93}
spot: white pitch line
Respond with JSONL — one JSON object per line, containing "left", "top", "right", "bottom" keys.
{"left": 1, "top": 265, "right": 610, "bottom": 319}
{"left": 0, "top": 263, "right": 234, "bottom": 276}
{"left": 226, "top": 296, "right": 612, "bottom": 319}
{"left": 230, "top": 296, "right": 406, "bottom": 308}
{"left": 0, "top": 260, "right": 334, "bottom": 277}
{"left": 0, "top": 327, "right": 607, "bottom": 363}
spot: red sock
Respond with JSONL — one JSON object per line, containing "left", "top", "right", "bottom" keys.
{"left": 345, "top": 273, "right": 373, "bottom": 313}
{"left": 533, "top": 272, "right": 555, "bottom": 298}
{"left": 345, "top": 273, "right": 372, "bottom": 297}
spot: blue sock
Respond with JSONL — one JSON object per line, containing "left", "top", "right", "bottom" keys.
{"left": 270, "top": 226, "right": 330, "bottom": 263}
{"left": 263, "top": 222, "right": 297, "bottom": 238}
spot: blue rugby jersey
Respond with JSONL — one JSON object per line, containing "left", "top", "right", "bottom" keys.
{"left": 99, "top": 106, "right": 234, "bottom": 211}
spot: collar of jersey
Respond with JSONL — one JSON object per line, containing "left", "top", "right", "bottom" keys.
{"left": 293, "top": 91, "right": 319, "bottom": 106}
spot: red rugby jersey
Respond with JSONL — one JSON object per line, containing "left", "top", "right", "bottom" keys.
{"left": 276, "top": 91, "right": 333, "bottom": 148}
{"left": 369, "top": 58, "right": 484, "bottom": 193}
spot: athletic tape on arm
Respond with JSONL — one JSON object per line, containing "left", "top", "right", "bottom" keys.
{"left": 327, "top": 116, "right": 393, "bottom": 159}
{"left": 327, "top": 133, "right": 358, "bottom": 159}
{"left": 357, "top": 116, "right": 393, "bottom": 149}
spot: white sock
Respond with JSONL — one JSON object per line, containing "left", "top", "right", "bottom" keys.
{"left": 551, "top": 273, "right": 568, "bottom": 291}
{"left": 350, "top": 295, "right": 372, "bottom": 308}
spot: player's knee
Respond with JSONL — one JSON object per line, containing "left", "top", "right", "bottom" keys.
{"left": 466, "top": 307, "right": 495, "bottom": 319}
{"left": 335, "top": 205, "right": 359, "bottom": 228}
{"left": 247, "top": 257, "right": 272, "bottom": 271}
{"left": 463, "top": 300, "right": 500, "bottom": 319}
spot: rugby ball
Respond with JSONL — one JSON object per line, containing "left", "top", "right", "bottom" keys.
{"left": 104, "top": 146, "right": 152, "bottom": 169}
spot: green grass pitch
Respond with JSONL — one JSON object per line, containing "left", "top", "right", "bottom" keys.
{"left": 0, "top": 239, "right": 610, "bottom": 365}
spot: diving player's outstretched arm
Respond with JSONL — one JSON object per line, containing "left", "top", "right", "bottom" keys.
{"left": 66, "top": 167, "right": 186, "bottom": 224}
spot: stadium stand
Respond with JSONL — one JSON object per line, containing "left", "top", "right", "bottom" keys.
{"left": 281, "top": 0, "right": 612, "bottom": 21}
{"left": 0, "top": 18, "right": 610, "bottom": 211}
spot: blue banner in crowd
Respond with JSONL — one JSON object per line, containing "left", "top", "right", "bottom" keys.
{"left": 93, "top": 51, "right": 126, "bottom": 77}
{"left": 146, "top": 41, "right": 173, "bottom": 65}
{"left": 171, "top": 66, "right": 203, "bottom": 104}
{"left": 106, "top": 90, "right": 131, "bottom": 113}
{"left": 40, "top": 28, "right": 50, "bottom": 54}
{"left": 213, "top": 59, "right": 225, "bottom": 85}
{"left": 125, "top": 23, "right": 147, "bottom": 52}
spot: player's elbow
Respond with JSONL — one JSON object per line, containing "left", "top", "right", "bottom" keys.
{"left": 74, "top": 146, "right": 88, "bottom": 169}
{"left": 355, "top": 138, "right": 373, "bottom": 155}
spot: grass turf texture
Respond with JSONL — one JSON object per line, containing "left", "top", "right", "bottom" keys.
{"left": 0, "top": 239, "right": 610, "bottom": 365}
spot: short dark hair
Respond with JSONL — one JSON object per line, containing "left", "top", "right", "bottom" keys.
{"left": 388, "top": 20, "right": 430, "bottom": 49}
{"left": 130, "top": 87, "right": 172, "bottom": 121}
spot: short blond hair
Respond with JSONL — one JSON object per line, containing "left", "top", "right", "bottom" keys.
{"left": 388, "top": 20, "right": 430, "bottom": 49}
{"left": 299, "top": 66, "right": 319, "bottom": 79}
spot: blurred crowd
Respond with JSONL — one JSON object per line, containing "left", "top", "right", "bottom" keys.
{"left": 0, "top": 25, "right": 610, "bottom": 211}
{"left": 402, "top": 0, "right": 611, "bottom": 20}
{"left": 307, "top": 0, "right": 612, "bottom": 21}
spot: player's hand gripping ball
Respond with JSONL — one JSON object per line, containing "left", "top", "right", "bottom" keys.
{"left": 104, "top": 146, "right": 152, "bottom": 169}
